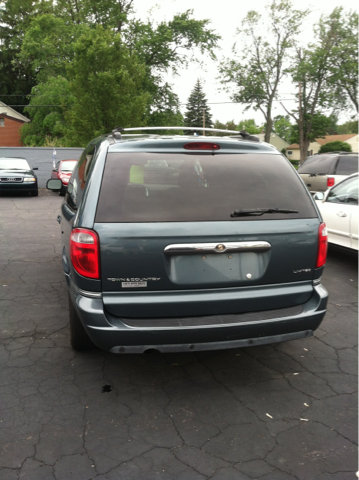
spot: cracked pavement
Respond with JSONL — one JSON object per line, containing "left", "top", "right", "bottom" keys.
{"left": 0, "top": 190, "right": 357, "bottom": 480}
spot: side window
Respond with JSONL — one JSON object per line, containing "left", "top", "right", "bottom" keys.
{"left": 66, "top": 144, "right": 96, "bottom": 211}
{"left": 327, "top": 176, "right": 358, "bottom": 205}
{"left": 66, "top": 179, "right": 78, "bottom": 210}
{"left": 335, "top": 156, "right": 358, "bottom": 175}
{"left": 78, "top": 146, "right": 96, "bottom": 190}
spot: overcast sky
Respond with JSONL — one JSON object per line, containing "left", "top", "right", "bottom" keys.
{"left": 134, "top": 0, "right": 358, "bottom": 126}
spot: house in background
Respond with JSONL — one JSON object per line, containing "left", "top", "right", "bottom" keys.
{"left": 256, "top": 132, "right": 289, "bottom": 152}
{"left": 0, "top": 101, "right": 30, "bottom": 147}
{"left": 286, "top": 134, "right": 358, "bottom": 160}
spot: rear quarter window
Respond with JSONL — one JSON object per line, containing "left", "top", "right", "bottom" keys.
{"left": 298, "top": 155, "right": 336, "bottom": 174}
{"left": 335, "top": 156, "right": 358, "bottom": 175}
{"left": 96, "top": 152, "right": 317, "bottom": 222}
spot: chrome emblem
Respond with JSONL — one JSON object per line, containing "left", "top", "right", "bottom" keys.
{"left": 215, "top": 244, "right": 226, "bottom": 252}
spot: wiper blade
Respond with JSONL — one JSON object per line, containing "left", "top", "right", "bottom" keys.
{"left": 231, "top": 208, "right": 299, "bottom": 217}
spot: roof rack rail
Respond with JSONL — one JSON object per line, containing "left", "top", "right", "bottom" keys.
{"left": 110, "top": 126, "right": 260, "bottom": 142}
{"left": 320, "top": 151, "right": 356, "bottom": 155}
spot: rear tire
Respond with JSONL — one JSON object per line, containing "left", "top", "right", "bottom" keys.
{"left": 68, "top": 294, "right": 95, "bottom": 350}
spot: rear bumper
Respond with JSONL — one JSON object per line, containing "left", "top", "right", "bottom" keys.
{"left": 69, "top": 283, "right": 328, "bottom": 353}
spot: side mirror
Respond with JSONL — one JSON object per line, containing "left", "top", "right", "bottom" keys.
{"left": 46, "top": 178, "right": 62, "bottom": 191}
{"left": 313, "top": 192, "right": 325, "bottom": 201}
{"left": 33, "top": 167, "right": 38, "bottom": 170}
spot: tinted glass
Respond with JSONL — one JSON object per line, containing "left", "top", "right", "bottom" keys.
{"left": 327, "top": 176, "right": 358, "bottom": 205}
{"left": 335, "top": 156, "right": 358, "bottom": 175}
{"left": 298, "top": 155, "right": 335, "bottom": 174}
{"left": 0, "top": 158, "right": 31, "bottom": 170}
{"left": 66, "top": 146, "right": 95, "bottom": 211}
{"left": 96, "top": 153, "right": 317, "bottom": 222}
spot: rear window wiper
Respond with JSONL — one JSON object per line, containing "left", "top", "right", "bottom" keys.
{"left": 231, "top": 208, "right": 299, "bottom": 217}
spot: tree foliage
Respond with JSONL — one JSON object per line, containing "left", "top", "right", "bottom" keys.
{"left": 318, "top": 141, "right": 352, "bottom": 153}
{"left": 64, "top": 26, "right": 150, "bottom": 146}
{"left": 213, "top": 120, "right": 238, "bottom": 132}
{"left": 1, "top": 1, "right": 220, "bottom": 145}
{"left": 238, "top": 119, "right": 263, "bottom": 134}
{"left": 324, "top": 9, "right": 358, "bottom": 113}
{"left": 219, "top": 0, "right": 309, "bottom": 142}
{"left": 0, "top": 0, "right": 44, "bottom": 113}
{"left": 184, "top": 79, "right": 213, "bottom": 134}
{"left": 20, "top": 76, "right": 73, "bottom": 146}
{"left": 337, "top": 120, "right": 358, "bottom": 134}
{"left": 272, "top": 115, "right": 293, "bottom": 143}
{"left": 281, "top": 8, "right": 357, "bottom": 162}
{"left": 289, "top": 113, "right": 333, "bottom": 145}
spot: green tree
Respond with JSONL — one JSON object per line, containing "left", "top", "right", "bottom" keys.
{"left": 17, "top": 15, "right": 88, "bottom": 83}
{"left": 238, "top": 119, "right": 263, "bottom": 134}
{"left": 289, "top": 113, "right": 333, "bottom": 145}
{"left": 144, "top": 83, "right": 184, "bottom": 132}
{"left": 337, "top": 120, "right": 358, "bottom": 134}
{"left": 15, "top": 5, "right": 220, "bottom": 137}
{"left": 272, "top": 115, "right": 293, "bottom": 143}
{"left": 213, "top": 120, "right": 237, "bottom": 131}
{"left": 219, "top": 0, "right": 309, "bottom": 143}
{"left": 20, "top": 76, "right": 73, "bottom": 146}
{"left": 212, "top": 120, "right": 239, "bottom": 135}
{"left": 318, "top": 141, "right": 352, "bottom": 153}
{"left": 281, "top": 8, "right": 354, "bottom": 162}
{"left": 0, "top": 0, "right": 45, "bottom": 113}
{"left": 184, "top": 79, "right": 213, "bottom": 134}
{"left": 64, "top": 26, "right": 150, "bottom": 146}
{"left": 325, "top": 9, "right": 358, "bottom": 113}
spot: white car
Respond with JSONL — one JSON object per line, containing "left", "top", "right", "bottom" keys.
{"left": 314, "top": 173, "right": 358, "bottom": 251}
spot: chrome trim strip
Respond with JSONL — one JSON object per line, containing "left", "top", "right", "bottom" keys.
{"left": 76, "top": 287, "right": 102, "bottom": 299}
{"left": 164, "top": 241, "right": 271, "bottom": 255}
{"left": 327, "top": 228, "right": 350, "bottom": 239}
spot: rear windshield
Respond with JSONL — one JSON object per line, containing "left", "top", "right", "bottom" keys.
{"left": 335, "top": 156, "right": 358, "bottom": 175}
{"left": 96, "top": 153, "right": 317, "bottom": 222}
{"left": 60, "top": 160, "right": 77, "bottom": 172}
{"left": 298, "top": 155, "right": 336, "bottom": 174}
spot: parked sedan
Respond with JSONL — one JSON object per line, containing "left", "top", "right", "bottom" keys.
{"left": 51, "top": 159, "right": 78, "bottom": 195}
{"left": 0, "top": 157, "right": 38, "bottom": 196}
{"left": 314, "top": 173, "right": 358, "bottom": 250}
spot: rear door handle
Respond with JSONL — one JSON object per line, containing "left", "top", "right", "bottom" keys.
{"left": 164, "top": 241, "right": 271, "bottom": 255}
{"left": 337, "top": 212, "right": 347, "bottom": 217}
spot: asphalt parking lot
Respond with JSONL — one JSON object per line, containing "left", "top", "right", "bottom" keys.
{"left": 0, "top": 190, "right": 357, "bottom": 480}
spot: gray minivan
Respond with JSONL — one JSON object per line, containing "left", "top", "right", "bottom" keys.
{"left": 47, "top": 127, "right": 328, "bottom": 353}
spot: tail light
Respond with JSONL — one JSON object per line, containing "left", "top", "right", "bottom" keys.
{"left": 70, "top": 228, "right": 100, "bottom": 279}
{"left": 316, "top": 223, "right": 328, "bottom": 268}
{"left": 327, "top": 177, "right": 335, "bottom": 187}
